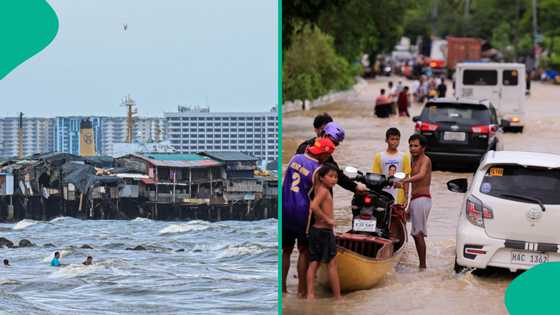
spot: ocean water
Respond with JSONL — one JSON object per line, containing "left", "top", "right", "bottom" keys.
{"left": 0, "top": 217, "right": 277, "bottom": 314}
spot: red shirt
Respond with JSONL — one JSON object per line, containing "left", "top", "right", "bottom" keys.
{"left": 397, "top": 91, "right": 409, "bottom": 107}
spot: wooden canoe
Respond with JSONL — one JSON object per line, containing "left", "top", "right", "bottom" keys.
{"left": 318, "top": 209, "right": 407, "bottom": 292}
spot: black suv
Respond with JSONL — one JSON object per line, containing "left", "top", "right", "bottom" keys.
{"left": 412, "top": 98, "right": 502, "bottom": 166}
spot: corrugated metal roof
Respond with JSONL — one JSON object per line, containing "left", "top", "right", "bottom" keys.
{"left": 142, "top": 153, "right": 207, "bottom": 161}
{"left": 200, "top": 151, "right": 258, "bottom": 162}
{"left": 131, "top": 154, "right": 223, "bottom": 168}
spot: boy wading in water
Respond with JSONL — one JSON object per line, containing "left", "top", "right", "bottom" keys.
{"left": 306, "top": 163, "right": 341, "bottom": 299}
{"left": 397, "top": 134, "right": 432, "bottom": 269}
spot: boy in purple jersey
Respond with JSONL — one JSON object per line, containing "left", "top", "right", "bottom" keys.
{"left": 282, "top": 137, "right": 336, "bottom": 297}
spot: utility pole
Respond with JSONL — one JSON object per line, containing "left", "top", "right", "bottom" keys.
{"left": 463, "top": 0, "right": 470, "bottom": 36}
{"left": 514, "top": 0, "right": 520, "bottom": 60}
{"left": 431, "top": 0, "right": 438, "bottom": 37}
{"left": 17, "top": 112, "right": 23, "bottom": 159}
{"left": 532, "top": 0, "right": 540, "bottom": 67}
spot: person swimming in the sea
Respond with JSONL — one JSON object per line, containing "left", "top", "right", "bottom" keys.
{"left": 82, "top": 256, "right": 93, "bottom": 266}
{"left": 50, "top": 252, "right": 61, "bottom": 267}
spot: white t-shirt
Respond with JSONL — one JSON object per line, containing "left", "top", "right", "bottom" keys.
{"left": 372, "top": 151, "right": 411, "bottom": 204}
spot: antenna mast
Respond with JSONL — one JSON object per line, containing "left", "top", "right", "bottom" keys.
{"left": 18, "top": 112, "right": 23, "bottom": 159}
{"left": 121, "top": 95, "right": 137, "bottom": 143}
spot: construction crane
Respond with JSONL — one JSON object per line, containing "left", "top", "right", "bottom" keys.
{"left": 121, "top": 95, "right": 137, "bottom": 143}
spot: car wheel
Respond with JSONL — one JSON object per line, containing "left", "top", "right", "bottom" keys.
{"left": 454, "top": 255, "right": 466, "bottom": 273}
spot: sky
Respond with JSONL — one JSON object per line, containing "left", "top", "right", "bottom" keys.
{"left": 0, "top": 0, "right": 278, "bottom": 117}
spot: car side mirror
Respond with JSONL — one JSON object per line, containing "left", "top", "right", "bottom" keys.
{"left": 412, "top": 116, "right": 419, "bottom": 122}
{"left": 447, "top": 178, "right": 468, "bottom": 193}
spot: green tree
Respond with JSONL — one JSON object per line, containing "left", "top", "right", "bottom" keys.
{"left": 283, "top": 26, "right": 356, "bottom": 102}
{"left": 318, "top": 0, "right": 411, "bottom": 62}
{"left": 282, "top": 0, "right": 347, "bottom": 50}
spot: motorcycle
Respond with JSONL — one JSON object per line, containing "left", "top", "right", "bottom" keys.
{"left": 344, "top": 166, "right": 405, "bottom": 239}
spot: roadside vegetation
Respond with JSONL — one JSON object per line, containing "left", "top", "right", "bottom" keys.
{"left": 282, "top": 0, "right": 560, "bottom": 103}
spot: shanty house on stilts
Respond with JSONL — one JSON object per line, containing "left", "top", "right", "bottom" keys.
{"left": 116, "top": 153, "right": 224, "bottom": 219}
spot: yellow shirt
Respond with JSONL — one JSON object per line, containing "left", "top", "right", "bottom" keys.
{"left": 372, "top": 151, "right": 411, "bottom": 204}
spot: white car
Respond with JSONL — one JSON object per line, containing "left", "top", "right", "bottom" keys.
{"left": 447, "top": 150, "right": 560, "bottom": 272}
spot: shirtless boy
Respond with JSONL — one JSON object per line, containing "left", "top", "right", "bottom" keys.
{"left": 399, "top": 134, "right": 432, "bottom": 269}
{"left": 306, "top": 163, "right": 341, "bottom": 299}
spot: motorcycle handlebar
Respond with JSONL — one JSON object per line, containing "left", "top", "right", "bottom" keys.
{"left": 353, "top": 172, "right": 397, "bottom": 191}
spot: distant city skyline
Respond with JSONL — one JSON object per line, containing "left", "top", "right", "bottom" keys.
{"left": 0, "top": 0, "right": 278, "bottom": 117}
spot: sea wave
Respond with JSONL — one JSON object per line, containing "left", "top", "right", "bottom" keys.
{"left": 41, "top": 249, "right": 73, "bottom": 263}
{"left": 159, "top": 220, "right": 213, "bottom": 235}
{"left": 12, "top": 219, "right": 38, "bottom": 230}
{"left": 131, "top": 217, "right": 153, "bottom": 223}
{"left": 49, "top": 216, "right": 82, "bottom": 225}
{"left": 48, "top": 264, "right": 102, "bottom": 279}
{"left": 217, "top": 243, "right": 270, "bottom": 259}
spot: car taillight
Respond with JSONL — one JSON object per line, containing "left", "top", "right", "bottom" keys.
{"left": 471, "top": 125, "right": 497, "bottom": 135}
{"left": 415, "top": 121, "right": 439, "bottom": 132}
{"left": 466, "top": 195, "right": 494, "bottom": 228}
{"left": 364, "top": 195, "right": 373, "bottom": 206}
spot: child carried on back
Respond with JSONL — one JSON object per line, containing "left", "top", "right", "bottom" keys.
{"left": 306, "top": 163, "right": 341, "bottom": 299}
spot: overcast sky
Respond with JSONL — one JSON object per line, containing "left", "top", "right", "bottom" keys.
{"left": 0, "top": 0, "right": 278, "bottom": 117}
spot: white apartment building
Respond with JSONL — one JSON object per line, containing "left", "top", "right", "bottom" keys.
{"left": 0, "top": 117, "right": 55, "bottom": 158}
{"left": 164, "top": 106, "right": 278, "bottom": 162}
{"left": 133, "top": 118, "right": 166, "bottom": 143}
{"left": 100, "top": 117, "right": 167, "bottom": 156}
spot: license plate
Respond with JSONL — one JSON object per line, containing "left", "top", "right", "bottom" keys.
{"left": 443, "top": 131, "right": 466, "bottom": 141}
{"left": 511, "top": 251, "right": 549, "bottom": 266}
{"left": 353, "top": 218, "right": 376, "bottom": 232}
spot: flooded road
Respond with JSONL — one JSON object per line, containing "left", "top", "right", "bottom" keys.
{"left": 282, "top": 77, "right": 560, "bottom": 315}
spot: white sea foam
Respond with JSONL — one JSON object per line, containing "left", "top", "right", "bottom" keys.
{"left": 159, "top": 220, "right": 211, "bottom": 235}
{"left": 48, "top": 263, "right": 102, "bottom": 279}
{"left": 12, "top": 219, "right": 38, "bottom": 230}
{"left": 217, "top": 244, "right": 267, "bottom": 258}
{"left": 49, "top": 216, "right": 73, "bottom": 223}
{"left": 131, "top": 217, "right": 152, "bottom": 223}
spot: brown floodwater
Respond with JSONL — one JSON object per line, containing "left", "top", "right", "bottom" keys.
{"left": 282, "top": 76, "right": 560, "bottom": 315}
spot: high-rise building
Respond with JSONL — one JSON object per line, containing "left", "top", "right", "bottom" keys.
{"left": 164, "top": 106, "right": 278, "bottom": 162}
{"left": 54, "top": 117, "right": 103, "bottom": 155}
{"left": 133, "top": 117, "right": 167, "bottom": 143}
{"left": 99, "top": 117, "right": 127, "bottom": 156}
{"left": 100, "top": 117, "right": 167, "bottom": 156}
{"left": 0, "top": 117, "right": 55, "bottom": 158}
{"left": 53, "top": 116, "right": 166, "bottom": 156}
{"left": 1, "top": 106, "right": 277, "bottom": 161}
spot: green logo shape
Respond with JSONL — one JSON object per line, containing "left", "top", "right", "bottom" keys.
{"left": 0, "top": 0, "right": 59, "bottom": 80}
{"left": 505, "top": 262, "right": 560, "bottom": 314}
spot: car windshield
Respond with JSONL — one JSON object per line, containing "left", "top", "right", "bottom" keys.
{"left": 422, "top": 103, "right": 491, "bottom": 125}
{"left": 479, "top": 165, "right": 560, "bottom": 204}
